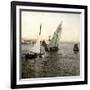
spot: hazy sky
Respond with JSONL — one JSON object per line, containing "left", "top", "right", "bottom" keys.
{"left": 21, "top": 11, "right": 80, "bottom": 42}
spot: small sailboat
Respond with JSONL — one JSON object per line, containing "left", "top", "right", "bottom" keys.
{"left": 42, "top": 21, "right": 63, "bottom": 52}
{"left": 48, "top": 21, "right": 62, "bottom": 51}
{"left": 25, "top": 24, "right": 44, "bottom": 59}
{"left": 73, "top": 44, "right": 79, "bottom": 54}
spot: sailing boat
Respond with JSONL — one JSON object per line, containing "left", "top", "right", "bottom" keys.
{"left": 42, "top": 21, "right": 63, "bottom": 52}
{"left": 25, "top": 21, "right": 62, "bottom": 59}
{"left": 25, "top": 24, "right": 44, "bottom": 59}
{"left": 48, "top": 21, "right": 62, "bottom": 51}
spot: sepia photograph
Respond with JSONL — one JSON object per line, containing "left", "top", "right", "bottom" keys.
{"left": 21, "top": 10, "right": 80, "bottom": 79}
{"left": 11, "top": 1, "right": 87, "bottom": 89}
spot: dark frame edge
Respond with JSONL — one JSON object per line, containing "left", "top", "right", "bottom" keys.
{"left": 13, "top": 81, "right": 87, "bottom": 89}
{"left": 11, "top": 1, "right": 17, "bottom": 89}
{"left": 11, "top": 1, "right": 87, "bottom": 9}
{"left": 84, "top": 6, "right": 88, "bottom": 84}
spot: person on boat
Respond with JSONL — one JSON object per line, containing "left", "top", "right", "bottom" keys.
{"left": 42, "top": 40, "right": 49, "bottom": 52}
{"left": 39, "top": 41, "right": 46, "bottom": 58}
{"left": 73, "top": 43, "right": 79, "bottom": 54}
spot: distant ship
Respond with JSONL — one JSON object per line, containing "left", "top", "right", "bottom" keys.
{"left": 25, "top": 21, "right": 62, "bottom": 59}
{"left": 73, "top": 44, "right": 79, "bottom": 54}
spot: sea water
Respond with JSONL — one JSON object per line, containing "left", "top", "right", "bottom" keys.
{"left": 21, "top": 42, "right": 80, "bottom": 78}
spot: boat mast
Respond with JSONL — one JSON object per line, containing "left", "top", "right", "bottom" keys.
{"left": 39, "top": 24, "right": 42, "bottom": 55}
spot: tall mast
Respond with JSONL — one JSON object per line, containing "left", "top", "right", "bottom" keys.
{"left": 39, "top": 24, "right": 42, "bottom": 55}
{"left": 39, "top": 24, "right": 42, "bottom": 35}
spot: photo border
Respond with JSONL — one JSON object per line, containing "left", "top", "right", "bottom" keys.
{"left": 11, "top": 1, "right": 88, "bottom": 89}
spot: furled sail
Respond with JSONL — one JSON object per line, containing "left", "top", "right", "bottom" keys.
{"left": 49, "top": 21, "right": 62, "bottom": 48}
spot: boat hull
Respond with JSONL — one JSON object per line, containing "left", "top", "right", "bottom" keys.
{"left": 25, "top": 53, "right": 37, "bottom": 59}
{"left": 49, "top": 47, "right": 58, "bottom": 52}
{"left": 25, "top": 53, "right": 44, "bottom": 59}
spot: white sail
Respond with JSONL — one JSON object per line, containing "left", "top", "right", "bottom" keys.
{"left": 49, "top": 21, "right": 62, "bottom": 48}
{"left": 29, "top": 24, "right": 44, "bottom": 54}
{"left": 30, "top": 36, "right": 41, "bottom": 54}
